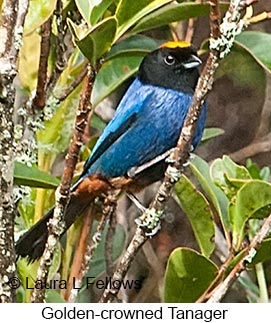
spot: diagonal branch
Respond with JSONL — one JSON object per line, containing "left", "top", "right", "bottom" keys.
{"left": 207, "top": 212, "right": 271, "bottom": 303}
{"left": 56, "top": 62, "right": 88, "bottom": 102}
{"left": 31, "top": 64, "right": 96, "bottom": 303}
{"left": 99, "top": 0, "right": 250, "bottom": 303}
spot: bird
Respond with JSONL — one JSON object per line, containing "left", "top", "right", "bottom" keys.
{"left": 15, "top": 41, "right": 208, "bottom": 261}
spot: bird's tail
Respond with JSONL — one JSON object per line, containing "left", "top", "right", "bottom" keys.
{"left": 15, "top": 194, "right": 92, "bottom": 261}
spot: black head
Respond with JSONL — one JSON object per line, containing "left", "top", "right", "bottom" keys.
{"left": 138, "top": 41, "right": 202, "bottom": 94}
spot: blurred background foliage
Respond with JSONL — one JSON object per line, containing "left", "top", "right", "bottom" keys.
{"left": 8, "top": 0, "right": 271, "bottom": 302}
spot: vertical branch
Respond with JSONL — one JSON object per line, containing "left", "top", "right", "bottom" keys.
{"left": 105, "top": 207, "right": 117, "bottom": 277}
{"left": 185, "top": 19, "right": 196, "bottom": 43}
{"left": 0, "top": 0, "right": 29, "bottom": 303}
{"left": 31, "top": 64, "right": 96, "bottom": 303}
{"left": 64, "top": 207, "right": 94, "bottom": 301}
{"left": 46, "top": 0, "right": 68, "bottom": 93}
{"left": 67, "top": 194, "right": 117, "bottom": 302}
{"left": 32, "top": 18, "right": 52, "bottom": 110}
{"left": 209, "top": 0, "right": 221, "bottom": 39}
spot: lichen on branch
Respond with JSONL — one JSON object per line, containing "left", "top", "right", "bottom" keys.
{"left": 99, "top": 0, "right": 251, "bottom": 303}
{"left": 0, "top": 0, "right": 29, "bottom": 303}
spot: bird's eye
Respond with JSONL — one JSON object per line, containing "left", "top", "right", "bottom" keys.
{"left": 164, "top": 55, "right": 176, "bottom": 66}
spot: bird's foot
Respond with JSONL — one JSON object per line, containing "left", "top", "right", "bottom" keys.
{"left": 135, "top": 208, "right": 163, "bottom": 236}
{"left": 126, "top": 193, "right": 146, "bottom": 213}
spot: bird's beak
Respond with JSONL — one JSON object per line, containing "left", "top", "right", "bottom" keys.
{"left": 182, "top": 54, "right": 202, "bottom": 69}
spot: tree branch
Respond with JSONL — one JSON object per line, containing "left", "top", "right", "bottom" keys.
{"left": 31, "top": 64, "right": 96, "bottom": 303}
{"left": 67, "top": 194, "right": 117, "bottom": 302}
{"left": 65, "top": 207, "right": 94, "bottom": 301}
{"left": 99, "top": 0, "right": 250, "bottom": 303}
{"left": 32, "top": 18, "right": 52, "bottom": 110}
{"left": 0, "top": 0, "right": 29, "bottom": 303}
{"left": 207, "top": 212, "right": 271, "bottom": 303}
{"left": 46, "top": 0, "right": 69, "bottom": 93}
{"left": 254, "top": 75, "right": 271, "bottom": 139}
{"left": 56, "top": 62, "right": 88, "bottom": 102}
{"left": 230, "top": 133, "right": 271, "bottom": 162}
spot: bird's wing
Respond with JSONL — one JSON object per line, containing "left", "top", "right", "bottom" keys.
{"left": 78, "top": 78, "right": 153, "bottom": 180}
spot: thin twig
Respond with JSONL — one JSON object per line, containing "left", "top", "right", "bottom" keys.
{"left": 105, "top": 206, "right": 117, "bottom": 277}
{"left": 99, "top": 226, "right": 147, "bottom": 303}
{"left": 254, "top": 75, "right": 271, "bottom": 140}
{"left": 65, "top": 208, "right": 94, "bottom": 301}
{"left": 230, "top": 133, "right": 271, "bottom": 162}
{"left": 196, "top": 253, "right": 234, "bottom": 303}
{"left": 0, "top": 0, "right": 29, "bottom": 303}
{"left": 32, "top": 18, "right": 52, "bottom": 110}
{"left": 185, "top": 19, "right": 196, "bottom": 43}
{"left": 31, "top": 65, "right": 95, "bottom": 303}
{"left": 207, "top": 212, "right": 271, "bottom": 303}
{"left": 67, "top": 194, "right": 117, "bottom": 302}
{"left": 209, "top": 0, "right": 221, "bottom": 38}
{"left": 46, "top": 0, "right": 69, "bottom": 93}
{"left": 184, "top": 0, "right": 204, "bottom": 43}
{"left": 56, "top": 62, "right": 88, "bottom": 102}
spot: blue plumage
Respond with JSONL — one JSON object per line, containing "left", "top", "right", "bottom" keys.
{"left": 75, "top": 78, "right": 207, "bottom": 187}
{"left": 16, "top": 42, "right": 209, "bottom": 260}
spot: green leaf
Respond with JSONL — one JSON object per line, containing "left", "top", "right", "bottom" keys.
{"left": 17, "top": 257, "right": 39, "bottom": 290}
{"left": 37, "top": 95, "right": 78, "bottom": 151}
{"left": 231, "top": 180, "right": 271, "bottom": 250}
{"left": 226, "top": 239, "right": 271, "bottom": 276}
{"left": 90, "top": 0, "right": 114, "bottom": 25}
{"left": 75, "top": 0, "right": 92, "bottom": 23}
{"left": 37, "top": 52, "right": 84, "bottom": 154}
{"left": 132, "top": 3, "right": 213, "bottom": 34}
{"left": 201, "top": 127, "right": 224, "bottom": 144}
{"left": 210, "top": 156, "right": 251, "bottom": 199}
{"left": 260, "top": 167, "right": 271, "bottom": 182}
{"left": 249, "top": 238, "right": 271, "bottom": 266}
{"left": 14, "top": 161, "right": 60, "bottom": 189}
{"left": 245, "top": 159, "right": 271, "bottom": 181}
{"left": 92, "top": 53, "right": 144, "bottom": 106}
{"left": 75, "top": 0, "right": 114, "bottom": 26}
{"left": 246, "top": 159, "right": 263, "bottom": 180}
{"left": 164, "top": 248, "right": 217, "bottom": 302}
{"left": 115, "top": 0, "right": 172, "bottom": 38}
{"left": 217, "top": 42, "right": 266, "bottom": 89}
{"left": 19, "top": 31, "right": 41, "bottom": 92}
{"left": 92, "top": 35, "right": 159, "bottom": 106}
{"left": 91, "top": 114, "right": 107, "bottom": 131}
{"left": 174, "top": 175, "right": 215, "bottom": 258}
{"left": 24, "top": 0, "right": 57, "bottom": 34}
{"left": 190, "top": 155, "right": 230, "bottom": 233}
{"left": 235, "top": 31, "right": 271, "bottom": 73}
{"left": 106, "top": 34, "right": 159, "bottom": 60}
{"left": 68, "top": 17, "right": 117, "bottom": 64}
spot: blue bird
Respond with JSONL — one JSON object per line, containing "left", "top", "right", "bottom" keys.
{"left": 16, "top": 41, "right": 207, "bottom": 260}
